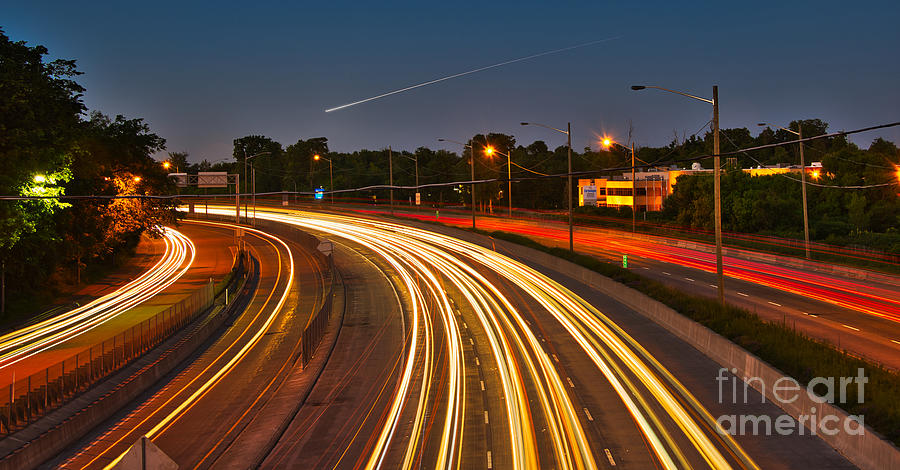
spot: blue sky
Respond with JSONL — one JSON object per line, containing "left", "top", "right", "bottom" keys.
{"left": 4, "top": 1, "right": 899, "bottom": 162}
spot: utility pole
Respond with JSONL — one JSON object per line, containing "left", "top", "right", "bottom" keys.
{"left": 507, "top": 149, "right": 512, "bottom": 218}
{"left": 389, "top": 146, "right": 394, "bottom": 215}
{"left": 712, "top": 85, "right": 725, "bottom": 305}
{"left": 798, "top": 126, "right": 811, "bottom": 259}
{"left": 471, "top": 144, "right": 476, "bottom": 229}
{"left": 243, "top": 148, "right": 248, "bottom": 222}
{"left": 567, "top": 122, "right": 573, "bottom": 252}
{"left": 631, "top": 141, "right": 636, "bottom": 233}
{"left": 1, "top": 260, "right": 5, "bottom": 315}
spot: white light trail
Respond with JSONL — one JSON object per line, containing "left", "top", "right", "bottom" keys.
{"left": 325, "top": 37, "right": 620, "bottom": 112}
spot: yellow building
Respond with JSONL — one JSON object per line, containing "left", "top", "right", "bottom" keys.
{"left": 579, "top": 163, "right": 821, "bottom": 212}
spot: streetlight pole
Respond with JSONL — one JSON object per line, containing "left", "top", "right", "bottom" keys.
{"left": 631, "top": 141, "right": 636, "bottom": 233}
{"left": 313, "top": 154, "right": 334, "bottom": 204}
{"left": 389, "top": 146, "right": 394, "bottom": 215}
{"left": 484, "top": 146, "right": 513, "bottom": 217}
{"left": 438, "top": 138, "right": 477, "bottom": 229}
{"left": 759, "top": 122, "right": 811, "bottom": 259}
{"left": 521, "top": 122, "right": 574, "bottom": 251}
{"left": 632, "top": 85, "right": 724, "bottom": 304}
{"left": 245, "top": 151, "right": 272, "bottom": 226}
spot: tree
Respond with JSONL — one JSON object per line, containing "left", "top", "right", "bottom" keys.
{"left": 0, "top": 28, "right": 84, "bottom": 253}
{"left": 167, "top": 151, "right": 189, "bottom": 173}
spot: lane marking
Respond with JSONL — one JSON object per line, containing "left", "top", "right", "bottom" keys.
{"left": 842, "top": 324, "right": 860, "bottom": 331}
{"left": 662, "top": 272, "right": 671, "bottom": 276}
{"left": 891, "top": 340, "right": 900, "bottom": 345}
{"left": 566, "top": 377, "right": 575, "bottom": 388}
{"left": 469, "top": 337, "right": 475, "bottom": 345}
{"left": 475, "top": 357, "right": 480, "bottom": 366}
{"left": 684, "top": 277, "right": 695, "bottom": 282}
{"left": 708, "top": 284, "right": 717, "bottom": 288}
{"left": 487, "top": 451, "right": 493, "bottom": 469}
{"left": 552, "top": 353, "right": 560, "bottom": 363}
{"left": 484, "top": 411, "right": 489, "bottom": 424}
{"left": 605, "top": 448, "right": 617, "bottom": 466}
{"left": 480, "top": 380, "right": 485, "bottom": 391}
{"left": 583, "top": 407, "right": 594, "bottom": 421}
{"left": 768, "top": 301, "right": 782, "bottom": 307}
{"left": 737, "top": 292, "right": 749, "bottom": 297}
{"left": 642, "top": 267, "right": 649, "bottom": 270}
{"left": 463, "top": 322, "right": 468, "bottom": 329}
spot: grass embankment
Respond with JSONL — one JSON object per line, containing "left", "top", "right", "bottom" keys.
{"left": 484, "top": 229, "right": 900, "bottom": 446}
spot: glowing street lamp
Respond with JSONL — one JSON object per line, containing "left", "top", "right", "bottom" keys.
{"left": 602, "top": 138, "right": 638, "bottom": 233}
{"left": 483, "top": 145, "right": 514, "bottom": 218}
{"left": 133, "top": 176, "right": 142, "bottom": 183}
{"left": 162, "top": 161, "right": 171, "bottom": 170}
{"left": 313, "top": 154, "right": 334, "bottom": 204}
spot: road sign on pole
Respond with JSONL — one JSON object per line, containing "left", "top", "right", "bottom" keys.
{"left": 623, "top": 254, "right": 628, "bottom": 268}
{"left": 315, "top": 188, "right": 324, "bottom": 200}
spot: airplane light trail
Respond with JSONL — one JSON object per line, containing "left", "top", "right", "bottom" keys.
{"left": 324, "top": 37, "right": 621, "bottom": 112}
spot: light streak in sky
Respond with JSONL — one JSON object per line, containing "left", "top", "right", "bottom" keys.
{"left": 324, "top": 37, "right": 620, "bottom": 112}
{"left": 0, "top": 227, "right": 194, "bottom": 374}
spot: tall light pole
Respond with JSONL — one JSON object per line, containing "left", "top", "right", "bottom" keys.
{"left": 245, "top": 150, "right": 271, "bottom": 225}
{"left": 438, "top": 138, "right": 477, "bottom": 229}
{"left": 313, "top": 154, "right": 333, "bottom": 204}
{"left": 632, "top": 85, "right": 724, "bottom": 304}
{"left": 396, "top": 152, "right": 420, "bottom": 205}
{"left": 388, "top": 146, "right": 394, "bottom": 215}
{"left": 521, "top": 122, "right": 574, "bottom": 252}
{"left": 484, "top": 146, "right": 513, "bottom": 217}
{"left": 758, "top": 122, "right": 811, "bottom": 259}
{"left": 602, "top": 138, "right": 638, "bottom": 233}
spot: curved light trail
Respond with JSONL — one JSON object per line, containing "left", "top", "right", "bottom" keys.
{"left": 98, "top": 220, "right": 295, "bottom": 470}
{"left": 198, "top": 206, "right": 758, "bottom": 469}
{"left": 0, "top": 227, "right": 195, "bottom": 371}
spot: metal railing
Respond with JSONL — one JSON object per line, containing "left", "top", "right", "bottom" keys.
{"left": 301, "top": 263, "right": 335, "bottom": 367}
{"left": 0, "top": 254, "right": 245, "bottom": 436}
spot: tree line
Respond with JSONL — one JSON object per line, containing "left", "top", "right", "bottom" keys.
{"left": 0, "top": 29, "right": 176, "bottom": 315}
{"left": 181, "top": 120, "right": 898, "bottom": 251}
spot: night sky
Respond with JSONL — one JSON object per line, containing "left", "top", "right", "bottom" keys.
{"left": 4, "top": 1, "right": 899, "bottom": 162}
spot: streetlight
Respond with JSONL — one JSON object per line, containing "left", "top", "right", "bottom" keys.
{"left": 602, "top": 138, "right": 638, "bottom": 233}
{"left": 632, "top": 84, "right": 724, "bottom": 304}
{"left": 484, "top": 145, "right": 514, "bottom": 218}
{"left": 245, "top": 151, "right": 272, "bottom": 224}
{"left": 438, "top": 138, "right": 477, "bottom": 229}
{"left": 162, "top": 161, "right": 171, "bottom": 171}
{"left": 758, "top": 122, "right": 811, "bottom": 259}
{"left": 521, "top": 121, "right": 574, "bottom": 252}
{"left": 313, "top": 154, "right": 334, "bottom": 204}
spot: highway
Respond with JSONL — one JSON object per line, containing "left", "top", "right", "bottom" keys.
{"left": 338, "top": 205, "right": 900, "bottom": 369}
{"left": 53, "top": 219, "right": 326, "bottom": 469}
{"left": 38, "top": 207, "right": 857, "bottom": 468}
{"left": 199, "top": 208, "right": 764, "bottom": 469}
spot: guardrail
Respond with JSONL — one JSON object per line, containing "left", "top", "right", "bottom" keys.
{"left": 188, "top": 211, "right": 338, "bottom": 368}
{"left": 0, "top": 253, "right": 246, "bottom": 436}
{"left": 301, "top": 248, "right": 335, "bottom": 367}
